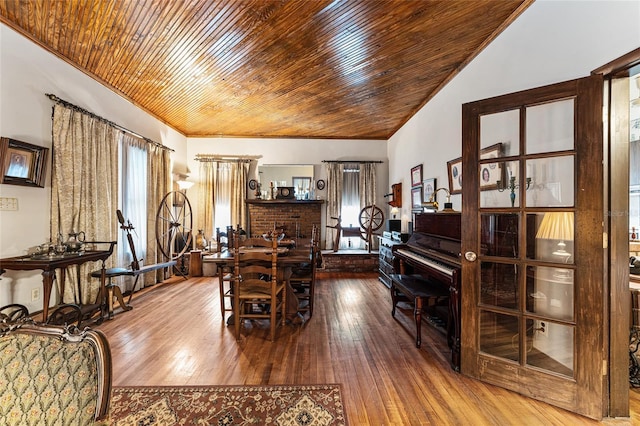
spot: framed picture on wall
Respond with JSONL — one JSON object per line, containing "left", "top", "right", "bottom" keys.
{"left": 411, "top": 164, "right": 422, "bottom": 187}
{"left": 423, "top": 178, "right": 436, "bottom": 202}
{"left": 447, "top": 157, "right": 462, "bottom": 195}
{"left": 479, "top": 143, "right": 503, "bottom": 191}
{"left": 0, "top": 137, "right": 48, "bottom": 188}
{"left": 411, "top": 186, "right": 423, "bottom": 209}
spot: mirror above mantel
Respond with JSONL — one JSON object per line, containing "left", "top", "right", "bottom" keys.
{"left": 258, "top": 164, "right": 314, "bottom": 187}
{"left": 258, "top": 164, "right": 315, "bottom": 201}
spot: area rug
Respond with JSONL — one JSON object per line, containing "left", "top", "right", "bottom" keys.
{"left": 109, "top": 384, "right": 347, "bottom": 426}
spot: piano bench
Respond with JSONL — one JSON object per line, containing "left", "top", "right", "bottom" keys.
{"left": 390, "top": 274, "right": 449, "bottom": 348}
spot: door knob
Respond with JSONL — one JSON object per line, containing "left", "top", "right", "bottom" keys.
{"left": 464, "top": 251, "right": 477, "bottom": 262}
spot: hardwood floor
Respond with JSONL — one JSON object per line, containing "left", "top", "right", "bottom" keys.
{"left": 96, "top": 273, "right": 640, "bottom": 425}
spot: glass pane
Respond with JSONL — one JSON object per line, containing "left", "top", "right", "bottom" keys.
{"left": 527, "top": 212, "right": 575, "bottom": 263}
{"left": 525, "top": 318, "right": 574, "bottom": 376}
{"left": 480, "top": 213, "right": 519, "bottom": 258}
{"left": 526, "top": 266, "right": 574, "bottom": 321}
{"left": 480, "top": 311, "right": 519, "bottom": 362}
{"left": 526, "top": 212, "right": 574, "bottom": 264}
{"left": 526, "top": 156, "right": 574, "bottom": 207}
{"left": 481, "top": 262, "right": 518, "bottom": 309}
{"left": 526, "top": 99, "right": 574, "bottom": 154}
{"left": 482, "top": 161, "right": 523, "bottom": 208}
{"left": 480, "top": 109, "right": 520, "bottom": 156}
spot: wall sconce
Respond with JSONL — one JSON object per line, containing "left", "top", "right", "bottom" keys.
{"left": 422, "top": 187, "right": 456, "bottom": 213}
{"left": 497, "top": 176, "right": 531, "bottom": 207}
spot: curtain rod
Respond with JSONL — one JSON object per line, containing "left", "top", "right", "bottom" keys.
{"left": 322, "top": 160, "right": 383, "bottom": 164}
{"left": 195, "top": 154, "right": 262, "bottom": 163}
{"left": 45, "top": 93, "right": 174, "bottom": 152}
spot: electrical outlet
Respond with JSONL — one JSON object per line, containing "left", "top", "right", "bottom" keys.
{"left": 31, "top": 288, "right": 40, "bottom": 302}
{"left": 0, "top": 197, "right": 18, "bottom": 211}
{"left": 535, "top": 320, "right": 546, "bottom": 337}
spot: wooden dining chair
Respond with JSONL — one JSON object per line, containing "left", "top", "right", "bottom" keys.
{"left": 289, "top": 225, "right": 320, "bottom": 318}
{"left": 232, "top": 231, "right": 286, "bottom": 341}
{"left": 217, "top": 225, "right": 246, "bottom": 321}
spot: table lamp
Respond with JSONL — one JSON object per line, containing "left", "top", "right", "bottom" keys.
{"left": 535, "top": 212, "right": 574, "bottom": 261}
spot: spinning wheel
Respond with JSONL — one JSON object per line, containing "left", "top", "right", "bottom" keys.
{"left": 359, "top": 205, "right": 384, "bottom": 252}
{"left": 359, "top": 205, "right": 384, "bottom": 237}
{"left": 155, "top": 191, "right": 193, "bottom": 260}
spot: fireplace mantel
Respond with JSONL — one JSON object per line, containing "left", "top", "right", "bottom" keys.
{"left": 246, "top": 199, "right": 324, "bottom": 205}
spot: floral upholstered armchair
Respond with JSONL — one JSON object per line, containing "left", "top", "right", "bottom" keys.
{"left": 0, "top": 321, "right": 112, "bottom": 425}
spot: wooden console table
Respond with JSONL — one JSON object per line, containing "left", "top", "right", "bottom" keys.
{"left": 0, "top": 242, "right": 116, "bottom": 321}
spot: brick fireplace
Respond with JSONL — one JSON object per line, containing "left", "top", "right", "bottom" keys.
{"left": 246, "top": 199, "right": 323, "bottom": 240}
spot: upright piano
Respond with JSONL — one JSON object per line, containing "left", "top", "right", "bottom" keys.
{"left": 392, "top": 212, "right": 461, "bottom": 370}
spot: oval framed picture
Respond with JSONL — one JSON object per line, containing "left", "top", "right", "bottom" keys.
{"left": 316, "top": 179, "right": 326, "bottom": 190}
{"left": 248, "top": 179, "right": 257, "bottom": 190}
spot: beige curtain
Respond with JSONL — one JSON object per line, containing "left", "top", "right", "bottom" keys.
{"left": 197, "top": 161, "right": 216, "bottom": 240}
{"left": 196, "top": 159, "right": 248, "bottom": 237}
{"left": 51, "top": 105, "right": 119, "bottom": 304}
{"left": 359, "top": 163, "right": 378, "bottom": 250}
{"left": 325, "top": 163, "right": 343, "bottom": 250}
{"left": 230, "top": 161, "right": 249, "bottom": 230}
{"left": 146, "top": 144, "right": 171, "bottom": 284}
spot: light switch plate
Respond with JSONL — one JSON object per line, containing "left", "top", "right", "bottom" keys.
{"left": 0, "top": 197, "right": 18, "bottom": 211}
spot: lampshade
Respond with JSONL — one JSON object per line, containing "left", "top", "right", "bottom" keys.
{"left": 536, "top": 212, "right": 574, "bottom": 259}
{"left": 391, "top": 207, "right": 399, "bottom": 218}
{"left": 535, "top": 212, "right": 574, "bottom": 241}
{"left": 176, "top": 180, "right": 194, "bottom": 190}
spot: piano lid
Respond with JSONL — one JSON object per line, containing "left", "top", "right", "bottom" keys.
{"left": 407, "top": 212, "right": 461, "bottom": 260}
{"left": 414, "top": 212, "right": 461, "bottom": 241}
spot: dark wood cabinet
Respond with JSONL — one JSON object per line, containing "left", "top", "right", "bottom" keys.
{"left": 378, "top": 235, "right": 399, "bottom": 288}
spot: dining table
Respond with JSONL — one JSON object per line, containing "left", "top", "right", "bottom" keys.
{"left": 203, "top": 245, "right": 313, "bottom": 319}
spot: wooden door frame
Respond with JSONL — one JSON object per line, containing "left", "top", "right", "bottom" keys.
{"left": 460, "top": 75, "right": 605, "bottom": 419}
{"left": 594, "top": 47, "right": 640, "bottom": 418}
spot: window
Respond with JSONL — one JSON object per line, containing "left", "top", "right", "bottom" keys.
{"left": 118, "top": 136, "right": 147, "bottom": 274}
{"left": 213, "top": 162, "right": 232, "bottom": 231}
{"left": 341, "top": 165, "right": 361, "bottom": 249}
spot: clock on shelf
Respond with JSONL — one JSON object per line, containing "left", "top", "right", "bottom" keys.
{"left": 276, "top": 186, "right": 296, "bottom": 199}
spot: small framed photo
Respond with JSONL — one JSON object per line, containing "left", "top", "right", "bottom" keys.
{"left": 479, "top": 143, "right": 503, "bottom": 191}
{"left": 1, "top": 137, "right": 48, "bottom": 188}
{"left": 447, "top": 157, "right": 462, "bottom": 195}
{"left": 422, "top": 178, "right": 436, "bottom": 202}
{"left": 411, "top": 186, "right": 423, "bottom": 209}
{"left": 410, "top": 164, "right": 422, "bottom": 188}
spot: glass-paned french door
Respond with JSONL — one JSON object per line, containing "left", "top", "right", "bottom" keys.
{"left": 461, "top": 75, "right": 605, "bottom": 419}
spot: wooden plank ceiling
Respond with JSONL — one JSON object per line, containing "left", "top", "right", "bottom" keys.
{"left": 0, "top": 0, "right": 531, "bottom": 139}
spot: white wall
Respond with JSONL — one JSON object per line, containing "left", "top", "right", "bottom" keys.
{"left": 0, "top": 24, "right": 188, "bottom": 311}
{"left": 388, "top": 0, "right": 640, "bottom": 222}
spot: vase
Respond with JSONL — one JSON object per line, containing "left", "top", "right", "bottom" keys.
{"left": 195, "top": 229, "right": 207, "bottom": 250}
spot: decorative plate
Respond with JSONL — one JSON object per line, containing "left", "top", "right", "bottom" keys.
{"left": 316, "top": 179, "right": 326, "bottom": 190}
{"left": 248, "top": 179, "right": 257, "bottom": 190}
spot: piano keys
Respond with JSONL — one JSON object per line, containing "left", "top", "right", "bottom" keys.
{"left": 392, "top": 212, "right": 462, "bottom": 370}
